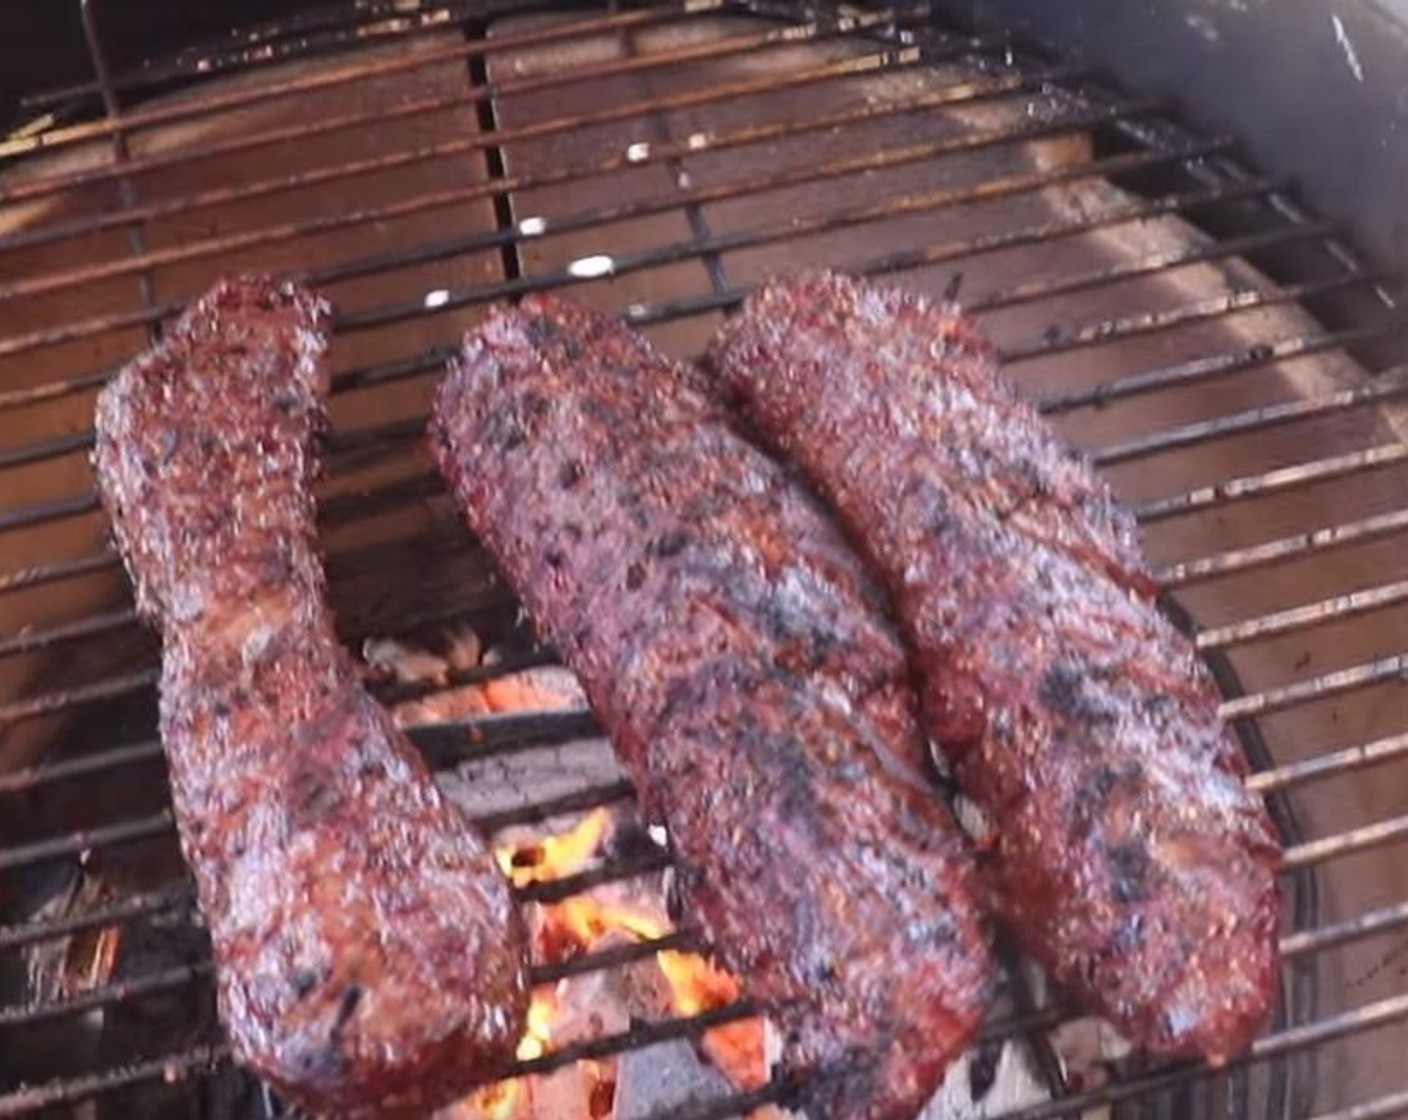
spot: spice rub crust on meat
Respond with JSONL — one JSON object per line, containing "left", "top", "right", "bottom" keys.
{"left": 708, "top": 271, "right": 1281, "bottom": 1062}
{"left": 429, "top": 294, "right": 994, "bottom": 1120}
{"left": 92, "top": 276, "right": 528, "bottom": 1117}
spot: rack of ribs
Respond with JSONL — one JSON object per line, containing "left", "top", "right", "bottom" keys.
{"left": 92, "top": 276, "right": 527, "bottom": 1117}
{"left": 708, "top": 271, "right": 1281, "bottom": 1063}
{"left": 428, "top": 294, "right": 994, "bottom": 1120}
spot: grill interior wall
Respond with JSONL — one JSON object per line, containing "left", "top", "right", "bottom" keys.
{"left": 0, "top": 3, "right": 1406, "bottom": 1117}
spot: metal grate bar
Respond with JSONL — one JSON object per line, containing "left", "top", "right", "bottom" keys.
{"left": 1137, "top": 442, "right": 1408, "bottom": 523}
{"left": 966, "top": 220, "right": 1343, "bottom": 313}
{"left": 0, "top": 93, "right": 1161, "bottom": 313}
{"left": 0, "top": 166, "right": 1271, "bottom": 480}
{"left": 4, "top": 614, "right": 1394, "bottom": 825}
{"left": 0, "top": 85, "right": 1159, "bottom": 376}
{"left": 0, "top": 787, "right": 641, "bottom": 956}
{"left": 0, "top": 1002, "right": 772, "bottom": 1118}
{"left": 2, "top": 631, "right": 1391, "bottom": 900}
{"left": 342, "top": 120, "right": 1196, "bottom": 329}
{"left": 0, "top": 583, "right": 537, "bottom": 721}
{"left": 1222, "top": 652, "right": 1408, "bottom": 722}
{"left": 221, "top": 292, "right": 1393, "bottom": 531}
{"left": 0, "top": 606, "right": 138, "bottom": 659}
{"left": 0, "top": 2, "right": 951, "bottom": 197}
{"left": 0, "top": 920, "right": 690, "bottom": 1033}
{"left": 0, "top": 364, "right": 116, "bottom": 411}
{"left": 0, "top": 143, "right": 1233, "bottom": 512}
{"left": 0, "top": 430, "right": 99, "bottom": 473}
{"left": 1039, "top": 323, "right": 1399, "bottom": 416}
{"left": 0, "top": 492, "right": 100, "bottom": 535}
{"left": 77, "top": 0, "right": 160, "bottom": 338}
{"left": 476, "top": 777, "right": 636, "bottom": 836}
{"left": 1309, "top": 1089, "right": 1408, "bottom": 1120}
{"left": 532, "top": 928, "right": 700, "bottom": 987}
{"left": 614, "top": 175, "right": 1292, "bottom": 329}
{"left": 1281, "top": 898, "right": 1408, "bottom": 960}
{"left": 0, "top": 713, "right": 610, "bottom": 876}
{"left": 3, "top": 871, "right": 1397, "bottom": 1092}
{"left": 1283, "top": 812, "right": 1408, "bottom": 872}
{"left": 0, "top": 299, "right": 181, "bottom": 366}
{"left": 1004, "top": 272, "right": 1387, "bottom": 363}
{"left": 1249, "top": 732, "right": 1408, "bottom": 796}
{"left": 0, "top": 25, "right": 995, "bottom": 261}
{"left": 0, "top": 809, "right": 174, "bottom": 873}
{"left": 3, "top": 703, "right": 1402, "bottom": 960}
{"left": 0, "top": 668, "right": 158, "bottom": 725}
{"left": 6, "top": 978, "right": 1405, "bottom": 1120}
{"left": 643, "top": 1080, "right": 797, "bottom": 1120}
{"left": 0, "top": 547, "right": 118, "bottom": 596}
{"left": 0, "top": 962, "right": 212, "bottom": 1030}
{"left": 1160, "top": 505, "right": 1408, "bottom": 588}
{"left": 0, "top": 2, "right": 705, "bottom": 168}
{"left": 1199, "top": 579, "right": 1408, "bottom": 652}
{"left": 990, "top": 993, "right": 1408, "bottom": 1120}
{"left": 0, "top": 1044, "right": 228, "bottom": 1118}
{"left": 17, "top": 0, "right": 524, "bottom": 111}
{"left": 0, "top": 887, "right": 190, "bottom": 953}
{"left": 1092, "top": 367, "right": 1408, "bottom": 467}
{"left": 509, "top": 999, "right": 764, "bottom": 1080}
{"left": 0, "top": 738, "right": 161, "bottom": 800}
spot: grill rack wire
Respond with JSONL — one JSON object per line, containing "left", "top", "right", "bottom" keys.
{"left": 0, "top": 1, "right": 1406, "bottom": 1117}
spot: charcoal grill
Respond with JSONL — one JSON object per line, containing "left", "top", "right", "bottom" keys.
{"left": 1, "top": 2, "right": 1406, "bottom": 1117}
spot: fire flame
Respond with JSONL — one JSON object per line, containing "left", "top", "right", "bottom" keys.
{"left": 460, "top": 809, "right": 764, "bottom": 1118}
{"left": 496, "top": 809, "right": 612, "bottom": 888}
{"left": 373, "top": 634, "right": 764, "bottom": 1119}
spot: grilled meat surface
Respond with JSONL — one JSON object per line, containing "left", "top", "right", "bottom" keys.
{"left": 429, "top": 294, "right": 993, "bottom": 1120}
{"left": 708, "top": 271, "right": 1281, "bottom": 1061}
{"left": 92, "top": 277, "right": 527, "bottom": 1117}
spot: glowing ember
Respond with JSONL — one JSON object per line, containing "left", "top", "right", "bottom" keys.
{"left": 376, "top": 631, "right": 763, "bottom": 1117}
{"left": 658, "top": 951, "right": 765, "bottom": 1091}
{"left": 449, "top": 809, "right": 766, "bottom": 1118}
{"left": 497, "top": 809, "right": 613, "bottom": 888}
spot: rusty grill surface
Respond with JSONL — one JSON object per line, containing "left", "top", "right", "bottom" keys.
{"left": 1, "top": 1, "right": 1407, "bottom": 1117}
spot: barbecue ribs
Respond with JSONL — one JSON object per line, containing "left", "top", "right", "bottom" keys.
{"left": 92, "top": 276, "right": 527, "bottom": 1117}
{"left": 708, "top": 271, "right": 1281, "bottom": 1061}
{"left": 429, "top": 294, "right": 994, "bottom": 1120}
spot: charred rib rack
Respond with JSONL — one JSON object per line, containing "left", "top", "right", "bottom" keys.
{"left": 91, "top": 276, "right": 528, "bottom": 1117}
{"left": 429, "top": 293, "right": 994, "bottom": 1120}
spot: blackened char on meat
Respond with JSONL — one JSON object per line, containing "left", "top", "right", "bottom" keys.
{"left": 708, "top": 271, "right": 1281, "bottom": 1062}
{"left": 428, "top": 294, "right": 993, "bottom": 1120}
{"left": 92, "top": 277, "right": 527, "bottom": 1117}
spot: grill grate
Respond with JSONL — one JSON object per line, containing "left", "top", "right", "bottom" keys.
{"left": 1, "top": 1, "right": 1406, "bottom": 1118}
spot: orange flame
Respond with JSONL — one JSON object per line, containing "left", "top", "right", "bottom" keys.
{"left": 496, "top": 809, "right": 612, "bottom": 888}
{"left": 462, "top": 808, "right": 764, "bottom": 1117}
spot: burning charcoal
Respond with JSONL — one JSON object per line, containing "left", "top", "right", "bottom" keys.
{"left": 478, "top": 666, "right": 585, "bottom": 713}
{"left": 441, "top": 739, "right": 624, "bottom": 820}
{"left": 362, "top": 635, "right": 455, "bottom": 686}
{"left": 437, "top": 1082, "right": 532, "bottom": 1120}
{"left": 366, "top": 621, "right": 587, "bottom": 733}
{"left": 919, "top": 1042, "right": 1052, "bottom": 1118}
{"left": 613, "top": 1039, "right": 733, "bottom": 1118}
{"left": 6, "top": 865, "right": 113, "bottom": 1092}
{"left": 364, "top": 629, "right": 496, "bottom": 729}
{"left": 527, "top": 1064, "right": 599, "bottom": 1120}
{"left": 1047, "top": 1016, "right": 1133, "bottom": 1094}
{"left": 440, "top": 623, "right": 485, "bottom": 670}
